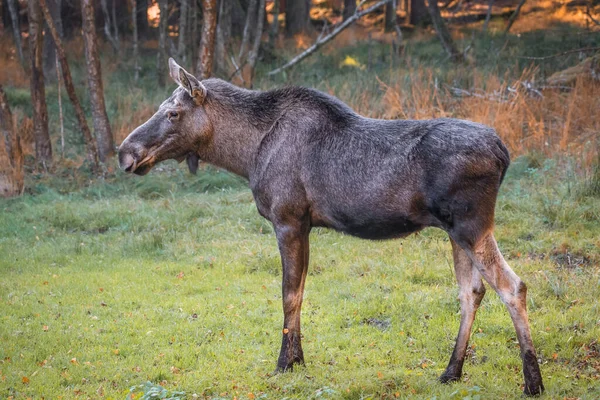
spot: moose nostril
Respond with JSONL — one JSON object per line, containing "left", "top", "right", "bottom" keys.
{"left": 119, "top": 153, "right": 137, "bottom": 172}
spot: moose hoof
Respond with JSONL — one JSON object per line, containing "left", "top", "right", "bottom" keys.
{"left": 274, "top": 359, "right": 303, "bottom": 374}
{"left": 439, "top": 372, "right": 461, "bottom": 384}
{"left": 523, "top": 382, "right": 545, "bottom": 397}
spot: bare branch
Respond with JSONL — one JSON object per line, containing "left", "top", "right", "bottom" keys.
{"left": 504, "top": 0, "right": 527, "bottom": 35}
{"left": 517, "top": 47, "right": 600, "bottom": 60}
{"left": 585, "top": 3, "right": 600, "bottom": 26}
{"left": 268, "top": 0, "right": 392, "bottom": 76}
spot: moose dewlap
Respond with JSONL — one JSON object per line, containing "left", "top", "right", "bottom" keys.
{"left": 118, "top": 58, "right": 544, "bottom": 396}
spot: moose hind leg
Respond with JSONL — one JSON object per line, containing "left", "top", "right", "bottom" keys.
{"left": 440, "top": 238, "right": 486, "bottom": 383}
{"left": 465, "top": 233, "right": 544, "bottom": 396}
{"left": 274, "top": 220, "right": 310, "bottom": 372}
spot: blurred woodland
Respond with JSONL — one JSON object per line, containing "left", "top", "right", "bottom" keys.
{"left": 0, "top": 0, "right": 599, "bottom": 197}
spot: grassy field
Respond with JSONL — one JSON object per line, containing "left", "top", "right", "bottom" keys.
{"left": 1, "top": 157, "right": 599, "bottom": 399}
{"left": 1, "top": 8, "right": 600, "bottom": 399}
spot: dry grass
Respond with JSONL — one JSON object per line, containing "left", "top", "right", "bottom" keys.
{"left": 113, "top": 90, "right": 157, "bottom": 145}
{"left": 0, "top": 40, "right": 28, "bottom": 88}
{"left": 377, "top": 67, "right": 600, "bottom": 170}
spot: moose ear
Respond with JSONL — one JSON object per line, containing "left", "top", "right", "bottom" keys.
{"left": 168, "top": 58, "right": 207, "bottom": 105}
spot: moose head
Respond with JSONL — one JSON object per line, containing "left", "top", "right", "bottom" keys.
{"left": 118, "top": 58, "right": 207, "bottom": 175}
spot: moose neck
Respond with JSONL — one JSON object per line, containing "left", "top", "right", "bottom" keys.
{"left": 197, "top": 80, "right": 276, "bottom": 180}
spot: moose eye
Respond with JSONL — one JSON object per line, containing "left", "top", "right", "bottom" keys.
{"left": 168, "top": 111, "right": 179, "bottom": 120}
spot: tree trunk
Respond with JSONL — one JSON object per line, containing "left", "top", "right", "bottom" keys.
{"left": 0, "top": 0, "right": 4, "bottom": 35}
{"left": 269, "top": 0, "right": 280, "bottom": 45}
{"left": 39, "top": 0, "right": 100, "bottom": 172}
{"left": 111, "top": 0, "right": 119, "bottom": 44}
{"left": 157, "top": 0, "right": 168, "bottom": 86}
{"left": 482, "top": 0, "right": 493, "bottom": 33}
{"left": 100, "top": 0, "right": 119, "bottom": 52}
{"left": 504, "top": 0, "right": 526, "bottom": 34}
{"left": 343, "top": 0, "right": 355, "bottom": 20}
{"left": 137, "top": 0, "right": 148, "bottom": 36}
{"left": 7, "top": 0, "right": 25, "bottom": 69}
{"left": 239, "top": 0, "right": 258, "bottom": 63}
{"left": 43, "top": 0, "right": 62, "bottom": 81}
{"left": 27, "top": 0, "right": 52, "bottom": 169}
{"left": 82, "top": 0, "right": 114, "bottom": 162}
{"left": 191, "top": 0, "right": 199, "bottom": 71}
{"left": 196, "top": 0, "right": 218, "bottom": 79}
{"left": 0, "top": 84, "right": 24, "bottom": 198}
{"left": 409, "top": 0, "right": 428, "bottom": 25}
{"left": 215, "top": 0, "right": 232, "bottom": 75}
{"left": 384, "top": 0, "right": 396, "bottom": 32}
{"left": 178, "top": 0, "right": 188, "bottom": 63}
{"left": 285, "top": 0, "right": 310, "bottom": 37}
{"left": 427, "top": 0, "right": 463, "bottom": 62}
{"left": 131, "top": 0, "right": 140, "bottom": 81}
{"left": 247, "top": 0, "right": 266, "bottom": 85}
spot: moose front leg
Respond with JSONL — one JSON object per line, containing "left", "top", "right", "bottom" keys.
{"left": 274, "top": 220, "right": 311, "bottom": 372}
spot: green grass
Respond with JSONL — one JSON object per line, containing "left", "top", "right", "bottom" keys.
{"left": 1, "top": 158, "right": 599, "bottom": 399}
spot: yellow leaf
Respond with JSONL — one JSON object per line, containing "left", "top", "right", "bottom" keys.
{"left": 339, "top": 55, "right": 366, "bottom": 70}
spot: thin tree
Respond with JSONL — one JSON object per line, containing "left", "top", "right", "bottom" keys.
{"left": 343, "top": 0, "right": 356, "bottom": 21}
{"left": 178, "top": 0, "right": 188, "bottom": 63}
{"left": 247, "top": 0, "right": 266, "bottom": 85}
{"left": 190, "top": 0, "right": 199, "bottom": 68}
{"left": 504, "top": 0, "right": 527, "bottom": 34}
{"left": 7, "top": 0, "right": 25, "bottom": 69}
{"left": 269, "top": 0, "right": 280, "bottom": 46}
{"left": 384, "top": 0, "right": 396, "bottom": 32}
{"left": 131, "top": 0, "right": 140, "bottom": 82}
{"left": 482, "top": 0, "right": 494, "bottom": 33}
{"left": 427, "top": 0, "right": 463, "bottom": 62}
{"left": 157, "top": 0, "right": 168, "bottom": 86}
{"left": 27, "top": 0, "right": 52, "bottom": 169}
{"left": 42, "top": 0, "right": 62, "bottom": 80}
{"left": 285, "top": 0, "right": 310, "bottom": 37}
{"left": 101, "top": 0, "right": 119, "bottom": 52}
{"left": 239, "top": 0, "right": 258, "bottom": 64}
{"left": 409, "top": 0, "right": 428, "bottom": 25}
{"left": 215, "top": 0, "right": 232, "bottom": 75}
{"left": 137, "top": 0, "right": 149, "bottom": 36}
{"left": 196, "top": 0, "right": 218, "bottom": 80}
{"left": 82, "top": 0, "right": 114, "bottom": 162}
{"left": 0, "top": 84, "right": 24, "bottom": 198}
{"left": 39, "top": 0, "right": 100, "bottom": 172}
{"left": 111, "top": 0, "right": 119, "bottom": 45}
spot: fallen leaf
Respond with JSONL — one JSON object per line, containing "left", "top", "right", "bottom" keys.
{"left": 43, "top": 325, "right": 49, "bottom": 331}
{"left": 70, "top": 358, "right": 78, "bottom": 364}
{"left": 22, "top": 376, "right": 29, "bottom": 384}
{"left": 113, "top": 349, "right": 119, "bottom": 355}
{"left": 176, "top": 271, "right": 184, "bottom": 279}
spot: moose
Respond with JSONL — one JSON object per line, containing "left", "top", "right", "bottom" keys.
{"left": 118, "top": 58, "right": 544, "bottom": 395}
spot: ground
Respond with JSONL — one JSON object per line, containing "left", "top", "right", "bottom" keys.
{"left": 1, "top": 3, "right": 600, "bottom": 399}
